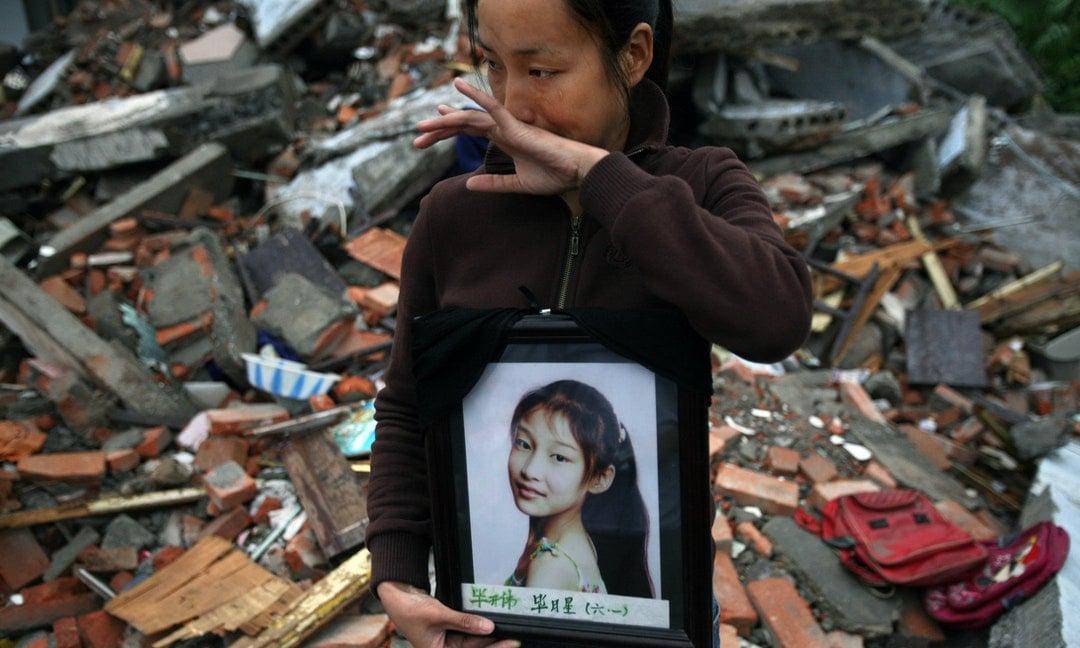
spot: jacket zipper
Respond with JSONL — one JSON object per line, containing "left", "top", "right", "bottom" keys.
{"left": 554, "top": 144, "right": 653, "bottom": 309}
{"left": 555, "top": 212, "right": 583, "bottom": 309}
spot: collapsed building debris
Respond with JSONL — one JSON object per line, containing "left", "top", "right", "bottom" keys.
{"left": 0, "top": 0, "right": 1075, "bottom": 647}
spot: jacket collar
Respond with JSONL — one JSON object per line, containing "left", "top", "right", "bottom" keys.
{"left": 482, "top": 77, "right": 670, "bottom": 174}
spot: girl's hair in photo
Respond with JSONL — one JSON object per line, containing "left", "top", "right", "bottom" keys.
{"left": 509, "top": 379, "right": 655, "bottom": 598}
{"left": 463, "top": 0, "right": 675, "bottom": 99}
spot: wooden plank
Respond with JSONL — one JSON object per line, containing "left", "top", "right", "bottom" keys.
{"left": 908, "top": 217, "right": 959, "bottom": 309}
{"left": 154, "top": 580, "right": 301, "bottom": 647}
{"left": 996, "top": 293, "right": 1080, "bottom": 335}
{"left": 832, "top": 239, "right": 931, "bottom": 280}
{"left": 965, "top": 261, "right": 1064, "bottom": 311}
{"left": 107, "top": 537, "right": 235, "bottom": 620}
{"left": 229, "top": 549, "right": 372, "bottom": 648}
{"left": 0, "top": 256, "right": 197, "bottom": 420}
{"left": 0, "top": 486, "right": 206, "bottom": 529}
{"left": 832, "top": 266, "right": 903, "bottom": 364}
{"left": 976, "top": 272, "right": 1080, "bottom": 323}
{"left": 280, "top": 429, "right": 367, "bottom": 557}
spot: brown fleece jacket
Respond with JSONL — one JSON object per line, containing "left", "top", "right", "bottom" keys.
{"left": 366, "top": 78, "right": 813, "bottom": 592}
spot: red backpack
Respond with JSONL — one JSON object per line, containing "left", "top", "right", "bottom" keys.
{"left": 796, "top": 489, "right": 989, "bottom": 587}
{"left": 924, "top": 521, "right": 1070, "bottom": 629}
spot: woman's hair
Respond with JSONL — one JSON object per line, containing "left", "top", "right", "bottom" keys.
{"left": 508, "top": 379, "right": 654, "bottom": 598}
{"left": 463, "top": 0, "right": 675, "bottom": 101}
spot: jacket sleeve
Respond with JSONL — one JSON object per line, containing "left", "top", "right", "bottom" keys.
{"left": 579, "top": 147, "right": 812, "bottom": 362}
{"left": 365, "top": 193, "right": 439, "bottom": 594}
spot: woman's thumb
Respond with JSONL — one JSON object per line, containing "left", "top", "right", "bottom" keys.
{"left": 441, "top": 609, "right": 495, "bottom": 636}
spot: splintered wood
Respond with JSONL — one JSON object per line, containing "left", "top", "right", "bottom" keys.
{"left": 105, "top": 536, "right": 301, "bottom": 647}
{"left": 230, "top": 548, "right": 372, "bottom": 648}
{"left": 344, "top": 227, "right": 406, "bottom": 280}
{"left": 280, "top": 429, "right": 368, "bottom": 557}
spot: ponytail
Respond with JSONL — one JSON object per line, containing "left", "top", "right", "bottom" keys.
{"left": 582, "top": 430, "right": 654, "bottom": 598}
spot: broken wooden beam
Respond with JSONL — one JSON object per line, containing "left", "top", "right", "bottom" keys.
{"left": 229, "top": 548, "right": 372, "bottom": 648}
{"left": 0, "top": 486, "right": 206, "bottom": 529}
{"left": 0, "top": 256, "right": 198, "bottom": 420}
{"left": 36, "top": 143, "right": 232, "bottom": 276}
{"left": 280, "top": 428, "right": 368, "bottom": 557}
{"left": 965, "top": 261, "right": 1064, "bottom": 311}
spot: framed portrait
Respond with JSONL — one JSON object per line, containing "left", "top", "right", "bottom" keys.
{"left": 425, "top": 313, "right": 712, "bottom": 647}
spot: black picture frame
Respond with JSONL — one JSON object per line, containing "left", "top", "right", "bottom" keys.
{"left": 426, "top": 313, "right": 712, "bottom": 647}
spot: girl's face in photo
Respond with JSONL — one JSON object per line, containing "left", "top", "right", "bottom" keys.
{"left": 508, "top": 408, "right": 592, "bottom": 518}
{"left": 475, "top": 0, "right": 633, "bottom": 151}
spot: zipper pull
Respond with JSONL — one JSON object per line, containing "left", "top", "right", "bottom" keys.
{"left": 569, "top": 232, "right": 580, "bottom": 257}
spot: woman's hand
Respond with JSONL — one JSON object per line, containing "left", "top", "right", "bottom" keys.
{"left": 413, "top": 77, "right": 609, "bottom": 196}
{"left": 377, "top": 581, "right": 520, "bottom": 648}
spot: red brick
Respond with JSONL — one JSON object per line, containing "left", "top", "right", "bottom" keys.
{"left": 0, "top": 528, "right": 49, "bottom": 589}
{"left": 17, "top": 451, "right": 106, "bottom": 483}
{"left": 951, "top": 417, "right": 984, "bottom": 444}
{"left": 26, "top": 637, "right": 48, "bottom": 648}
{"left": 106, "top": 449, "right": 139, "bottom": 474}
{"left": 77, "top": 610, "right": 126, "bottom": 648}
{"left": 709, "top": 425, "right": 740, "bottom": 458}
{"left": 309, "top": 394, "right": 336, "bottom": 411}
{"left": 809, "top": 480, "right": 880, "bottom": 510}
{"left": 109, "top": 571, "right": 133, "bottom": 593}
{"left": 711, "top": 510, "right": 733, "bottom": 553}
{"left": 21, "top": 577, "right": 84, "bottom": 604}
{"left": 204, "top": 460, "right": 257, "bottom": 509}
{"left": 712, "top": 552, "right": 758, "bottom": 636}
{"left": 897, "top": 594, "right": 946, "bottom": 645}
{"left": 77, "top": 546, "right": 138, "bottom": 573}
{"left": 0, "top": 420, "right": 47, "bottom": 462}
{"left": 152, "top": 546, "right": 186, "bottom": 570}
{"left": 714, "top": 463, "right": 800, "bottom": 517}
{"left": 839, "top": 382, "right": 887, "bottom": 424}
{"left": 0, "top": 594, "right": 100, "bottom": 634}
{"left": 198, "top": 506, "right": 251, "bottom": 542}
{"left": 932, "top": 384, "right": 974, "bottom": 414}
{"left": 746, "top": 578, "right": 829, "bottom": 648}
{"left": 933, "top": 407, "right": 962, "bottom": 430}
{"left": 252, "top": 496, "right": 283, "bottom": 525}
{"left": 736, "top": 522, "right": 773, "bottom": 558}
{"left": 934, "top": 500, "right": 998, "bottom": 542}
{"left": 285, "top": 527, "right": 325, "bottom": 575}
{"left": 800, "top": 453, "right": 838, "bottom": 484}
{"left": 194, "top": 436, "right": 249, "bottom": 473}
{"left": 39, "top": 276, "right": 87, "bottom": 314}
{"left": 863, "top": 461, "right": 897, "bottom": 489}
{"left": 719, "top": 358, "right": 756, "bottom": 385}
{"left": 719, "top": 624, "right": 739, "bottom": 648}
{"left": 765, "top": 447, "right": 801, "bottom": 476}
{"left": 899, "top": 425, "right": 952, "bottom": 471}
{"left": 306, "top": 613, "right": 394, "bottom": 648}
{"left": 135, "top": 426, "right": 172, "bottom": 458}
{"left": 54, "top": 616, "right": 82, "bottom": 648}
{"left": 206, "top": 405, "right": 289, "bottom": 435}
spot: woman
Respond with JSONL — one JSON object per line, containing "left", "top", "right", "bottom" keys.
{"left": 367, "top": 0, "right": 813, "bottom": 646}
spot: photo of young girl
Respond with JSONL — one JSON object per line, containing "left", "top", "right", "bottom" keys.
{"left": 504, "top": 379, "right": 654, "bottom": 598}
{"left": 461, "top": 356, "right": 664, "bottom": 611}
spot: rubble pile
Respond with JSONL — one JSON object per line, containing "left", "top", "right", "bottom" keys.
{"left": 0, "top": 1, "right": 1076, "bottom": 647}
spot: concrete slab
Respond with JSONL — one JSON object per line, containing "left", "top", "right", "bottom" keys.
{"left": 763, "top": 516, "right": 900, "bottom": 637}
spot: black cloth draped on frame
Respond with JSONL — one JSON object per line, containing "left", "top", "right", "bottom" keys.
{"left": 409, "top": 307, "right": 712, "bottom": 426}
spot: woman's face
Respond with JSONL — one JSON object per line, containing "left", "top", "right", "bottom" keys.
{"left": 508, "top": 408, "right": 591, "bottom": 518}
{"left": 475, "top": 0, "right": 632, "bottom": 151}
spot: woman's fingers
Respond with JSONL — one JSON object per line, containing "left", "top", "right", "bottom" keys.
{"left": 452, "top": 78, "right": 514, "bottom": 128}
{"left": 465, "top": 174, "right": 527, "bottom": 194}
{"left": 413, "top": 128, "right": 460, "bottom": 149}
{"left": 440, "top": 609, "right": 495, "bottom": 636}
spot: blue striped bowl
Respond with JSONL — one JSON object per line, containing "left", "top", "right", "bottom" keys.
{"left": 242, "top": 353, "right": 341, "bottom": 400}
